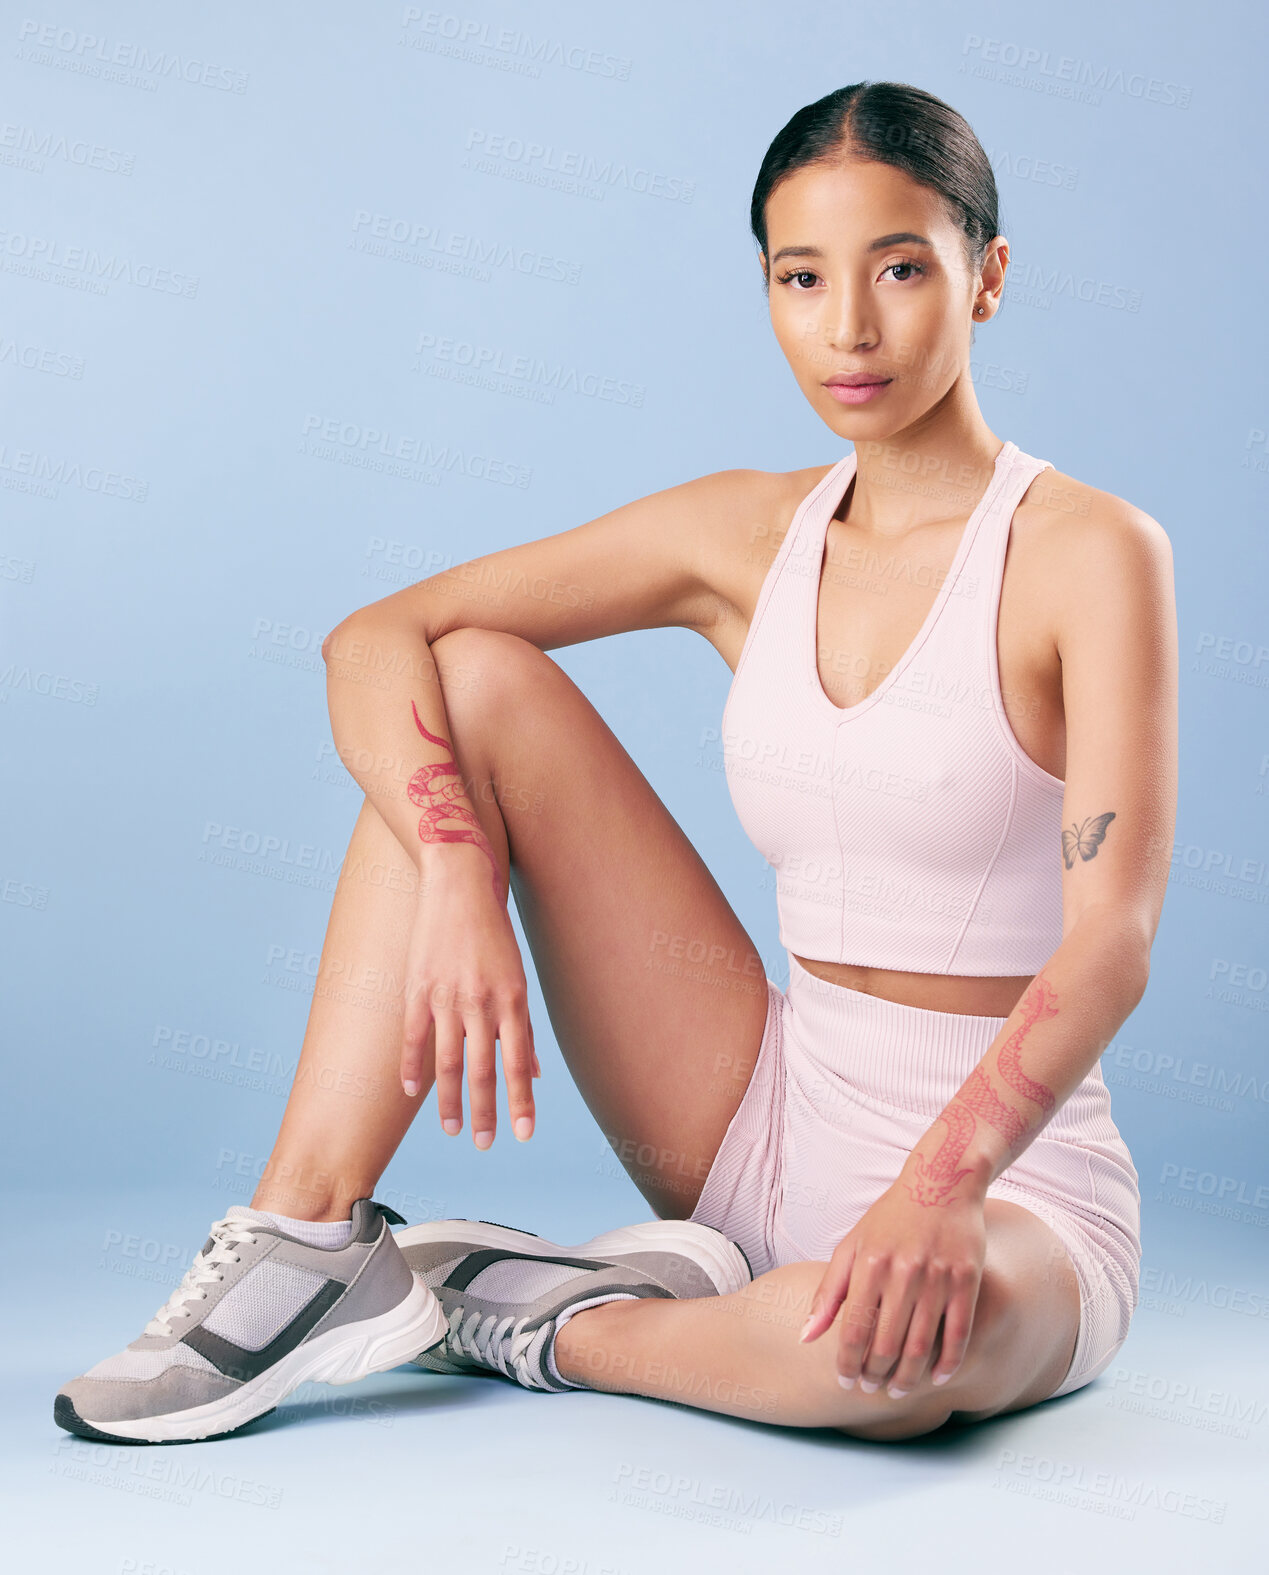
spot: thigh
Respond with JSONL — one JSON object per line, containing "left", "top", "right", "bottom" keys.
{"left": 431, "top": 627, "right": 771, "bottom": 1217}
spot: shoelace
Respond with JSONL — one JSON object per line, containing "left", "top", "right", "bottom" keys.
{"left": 445, "top": 1305, "right": 543, "bottom": 1386}
{"left": 143, "top": 1216, "right": 259, "bottom": 1337}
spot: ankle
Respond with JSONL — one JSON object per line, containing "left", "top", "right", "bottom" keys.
{"left": 552, "top": 1299, "right": 630, "bottom": 1388}
{"left": 249, "top": 1196, "right": 350, "bottom": 1223}
{"left": 249, "top": 1159, "right": 374, "bottom": 1221}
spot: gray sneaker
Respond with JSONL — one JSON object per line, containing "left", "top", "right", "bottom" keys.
{"left": 396, "top": 1217, "right": 752, "bottom": 1393}
{"left": 55, "top": 1198, "right": 447, "bottom": 1444}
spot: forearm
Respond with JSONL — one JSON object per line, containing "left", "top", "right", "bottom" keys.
{"left": 322, "top": 613, "right": 502, "bottom": 899}
{"left": 900, "top": 912, "right": 1150, "bottom": 1205}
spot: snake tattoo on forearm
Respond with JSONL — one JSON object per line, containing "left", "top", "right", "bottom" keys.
{"left": 408, "top": 699, "right": 502, "bottom": 902}
{"left": 903, "top": 975, "right": 1060, "bottom": 1207}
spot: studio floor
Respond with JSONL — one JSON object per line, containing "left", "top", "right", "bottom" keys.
{"left": 4, "top": 1185, "right": 1261, "bottom": 1574}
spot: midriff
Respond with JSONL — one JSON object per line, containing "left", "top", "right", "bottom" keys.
{"left": 790, "top": 954, "right": 1032, "bottom": 1018}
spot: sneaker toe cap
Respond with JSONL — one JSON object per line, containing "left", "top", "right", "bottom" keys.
{"left": 56, "top": 1365, "right": 240, "bottom": 1427}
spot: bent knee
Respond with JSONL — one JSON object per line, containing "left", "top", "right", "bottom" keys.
{"left": 835, "top": 1394, "right": 955, "bottom": 1442}
{"left": 429, "top": 626, "right": 553, "bottom": 706}
{"left": 429, "top": 623, "right": 535, "bottom": 670}
{"left": 828, "top": 1263, "right": 1022, "bottom": 1441}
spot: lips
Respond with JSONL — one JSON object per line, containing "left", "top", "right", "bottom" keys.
{"left": 823, "top": 373, "right": 892, "bottom": 387}
{"left": 822, "top": 375, "right": 892, "bottom": 406}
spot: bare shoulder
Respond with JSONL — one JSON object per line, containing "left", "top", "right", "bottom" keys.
{"left": 1016, "top": 464, "right": 1175, "bottom": 649}
{"left": 1022, "top": 465, "right": 1172, "bottom": 555}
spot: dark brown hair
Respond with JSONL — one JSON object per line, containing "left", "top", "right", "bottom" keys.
{"left": 750, "top": 82, "right": 1000, "bottom": 287}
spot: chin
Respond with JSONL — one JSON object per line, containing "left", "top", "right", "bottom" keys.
{"left": 816, "top": 401, "right": 904, "bottom": 442}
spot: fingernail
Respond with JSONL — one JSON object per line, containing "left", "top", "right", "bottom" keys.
{"left": 474, "top": 1130, "right": 494, "bottom": 1150}
{"left": 858, "top": 1378, "right": 880, "bottom": 1394}
{"left": 513, "top": 1116, "right": 533, "bottom": 1142}
{"left": 837, "top": 1374, "right": 856, "bottom": 1390}
{"left": 798, "top": 1316, "right": 817, "bottom": 1343}
{"left": 932, "top": 1371, "right": 951, "bottom": 1386}
{"left": 402, "top": 1080, "right": 419, "bottom": 1097}
{"left": 442, "top": 1118, "right": 461, "bottom": 1136}
{"left": 888, "top": 1386, "right": 908, "bottom": 1400}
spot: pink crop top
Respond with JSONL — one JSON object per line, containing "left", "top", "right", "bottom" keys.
{"left": 722, "top": 439, "right": 1067, "bottom": 976}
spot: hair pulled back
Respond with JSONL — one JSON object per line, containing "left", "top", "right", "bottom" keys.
{"left": 750, "top": 82, "right": 1000, "bottom": 283}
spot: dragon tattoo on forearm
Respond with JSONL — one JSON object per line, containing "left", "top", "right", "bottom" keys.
{"left": 903, "top": 975, "right": 1060, "bottom": 1207}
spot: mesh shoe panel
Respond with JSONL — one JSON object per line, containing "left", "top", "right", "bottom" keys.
{"left": 201, "top": 1259, "right": 328, "bottom": 1349}
{"left": 464, "top": 1258, "right": 586, "bottom": 1301}
{"left": 83, "top": 1343, "right": 221, "bottom": 1381}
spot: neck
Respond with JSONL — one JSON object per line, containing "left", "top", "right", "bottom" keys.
{"left": 842, "top": 412, "right": 1004, "bottom": 537}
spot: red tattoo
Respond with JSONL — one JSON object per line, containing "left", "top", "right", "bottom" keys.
{"left": 959, "top": 1064, "right": 1028, "bottom": 1148}
{"left": 997, "top": 974, "right": 1059, "bottom": 1114}
{"left": 904, "top": 1102, "right": 977, "bottom": 1207}
{"left": 408, "top": 700, "right": 502, "bottom": 902}
{"left": 903, "top": 974, "right": 1061, "bottom": 1207}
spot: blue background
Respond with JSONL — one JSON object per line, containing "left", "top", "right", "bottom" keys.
{"left": 2, "top": 1, "right": 1265, "bottom": 1570}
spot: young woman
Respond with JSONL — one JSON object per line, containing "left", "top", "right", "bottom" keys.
{"left": 57, "top": 81, "right": 1177, "bottom": 1446}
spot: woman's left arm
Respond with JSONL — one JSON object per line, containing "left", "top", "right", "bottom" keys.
{"left": 801, "top": 492, "right": 1179, "bottom": 1396}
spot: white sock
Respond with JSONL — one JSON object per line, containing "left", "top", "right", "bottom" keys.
{"left": 546, "top": 1292, "right": 638, "bottom": 1389}
{"left": 233, "top": 1205, "right": 353, "bottom": 1249}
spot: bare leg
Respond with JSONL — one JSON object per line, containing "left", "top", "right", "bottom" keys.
{"left": 252, "top": 626, "right": 771, "bottom": 1221}
{"left": 245, "top": 627, "right": 1081, "bottom": 1433}
{"left": 250, "top": 793, "right": 435, "bottom": 1219}
{"left": 553, "top": 1198, "right": 1080, "bottom": 1438}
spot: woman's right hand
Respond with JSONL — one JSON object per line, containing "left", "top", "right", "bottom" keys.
{"left": 399, "top": 856, "right": 540, "bottom": 1148}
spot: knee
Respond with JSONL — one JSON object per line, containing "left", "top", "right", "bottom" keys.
{"left": 830, "top": 1363, "right": 962, "bottom": 1442}
{"left": 429, "top": 626, "right": 549, "bottom": 711}
{"left": 834, "top": 1394, "right": 954, "bottom": 1443}
{"left": 830, "top": 1368, "right": 963, "bottom": 1443}
{"left": 829, "top": 1263, "right": 1021, "bottom": 1443}
{"left": 428, "top": 623, "right": 512, "bottom": 679}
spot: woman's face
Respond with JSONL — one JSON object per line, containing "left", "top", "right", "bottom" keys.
{"left": 762, "top": 157, "right": 994, "bottom": 438}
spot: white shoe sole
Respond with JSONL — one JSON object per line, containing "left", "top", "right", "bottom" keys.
{"left": 76, "top": 1276, "right": 447, "bottom": 1443}
{"left": 395, "top": 1217, "right": 753, "bottom": 1299}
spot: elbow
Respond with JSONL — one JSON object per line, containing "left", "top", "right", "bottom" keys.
{"left": 322, "top": 607, "right": 376, "bottom": 668}
{"left": 1071, "top": 905, "right": 1152, "bottom": 1002}
{"left": 1126, "top": 953, "right": 1150, "bottom": 1008}
{"left": 1120, "top": 917, "right": 1154, "bottom": 1003}
{"left": 320, "top": 613, "right": 374, "bottom": 744}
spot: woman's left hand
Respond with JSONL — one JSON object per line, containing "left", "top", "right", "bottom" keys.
{"left": 798, "top": 1167, "right": 989, "bottom": 1398}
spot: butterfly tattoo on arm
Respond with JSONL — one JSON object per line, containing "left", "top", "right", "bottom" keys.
{"left": 1061, "top": 810, "right": 1116, "bottom": 870}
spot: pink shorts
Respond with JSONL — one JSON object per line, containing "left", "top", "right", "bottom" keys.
{"left": 688, "top": 953, "right": 1141, "bottom": 1400}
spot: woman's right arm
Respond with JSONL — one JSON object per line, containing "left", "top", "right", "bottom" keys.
{"left": 319, "top": 466, "right": 776, "bottom": 1145}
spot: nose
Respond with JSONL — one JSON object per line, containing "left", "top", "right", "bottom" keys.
{"left": 825, "top": 290, "right": 875, "bottom": 352}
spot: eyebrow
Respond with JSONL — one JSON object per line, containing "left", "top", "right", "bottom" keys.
{"left": 769, "top": 233, "right": 933, "bottom": 265}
